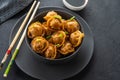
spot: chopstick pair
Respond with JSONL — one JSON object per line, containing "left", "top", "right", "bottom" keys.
{"left": 0, "top": 0, "right": 37, "bottom": 70}
{"left": 2, "top": 0, "right": 40, "bottom": 77}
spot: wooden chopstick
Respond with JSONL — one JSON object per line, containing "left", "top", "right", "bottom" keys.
{"left": 3, "top": 1, "right": 40, "bottom": 77}
{"left": 0, "top": 0, "right": 37, "bottom": 70}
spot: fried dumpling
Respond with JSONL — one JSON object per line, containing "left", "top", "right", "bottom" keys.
{"left": 45, "top": 43, "right": 57, "bottom": 59}
{"left": 27, "top": 22, "right": 45, "bottom": 39}
{"left": 44, "top": 11, "right": 58, "bottom": 20}
{"left": 42, "top": 22, "right": 52, "bottom": 36}
{"left": 49, "top": 18, "right": 62, "bottom": 30}
{"left": 64, "top": 20, "right": 79, "bottom": 33}
{"left": 70, "top": 30, "right": 84, "bottom": 47}
{"left": 50, "top": 31, "right": 66, "bottom": 47}
{"left": 47, "top": 16, "right": 63, "bottom": 31}
{"left": 58, "top": 42, "right": 75, "bottom": 55}
{"left": 31, "top": 36, "right": 49, "bottom": 54}
{"left": 27, "top": 11, "right": 85, "bottom": 59}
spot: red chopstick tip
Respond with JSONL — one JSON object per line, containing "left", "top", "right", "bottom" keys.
{"left": 6, "top": 50, "right": 11, "bottom": 55}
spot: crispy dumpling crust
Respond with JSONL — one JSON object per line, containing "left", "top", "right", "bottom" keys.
{"left": 64, "top": 20, "right": 79, "bottom": 33}
{"left": 58, "top": 42, "right": 75, "bottom": 55}
{"left": 50, "top": 31, "right": 66, "bottom": 47}
{"left": 42, "top": 22, "right": 53, "bottom": 36}
{"left": 45, "top": 43, "right": 57, "bottom": 59}
{"left": 44, "top": 11, "right": 58, "bottom": 20}
{"left": 70, "top": 30, "right": 84, "bottom": 47}
{"left": 31, "top": 36, "right": 49, "bottom": 54}
{"left": 27, "top": 22, "right": 45, "bottom": 39}
{"left": 47, "top": 16, "right": 63, "bottom": 31}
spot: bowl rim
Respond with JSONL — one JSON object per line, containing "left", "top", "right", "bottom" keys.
{"left": 25, "top": 9, "right": 85, "bottom": 61}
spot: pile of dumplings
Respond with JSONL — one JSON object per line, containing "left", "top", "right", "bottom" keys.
{"left": 27, "top": 11, "right": 84, "bottom": 59}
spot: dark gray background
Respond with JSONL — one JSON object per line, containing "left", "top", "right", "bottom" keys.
{"left": 0, "top": 0, "right": 120, "bottom": 80}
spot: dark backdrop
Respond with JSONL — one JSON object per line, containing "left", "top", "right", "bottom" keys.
{"left": 0, "top": 0, "right": 120, "bottom": 80}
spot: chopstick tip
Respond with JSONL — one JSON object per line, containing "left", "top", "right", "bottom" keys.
{"left": 3, "top": 74, "right": 7, "bottom": 77}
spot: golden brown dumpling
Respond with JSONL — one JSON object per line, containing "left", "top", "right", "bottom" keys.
{"left": 42, "top": 22, "right": 52, "bottom": 36}
{"left": 49, "top": 18, "right": 62, "bottom": 30}
{"left": 45, "top": 43, "right": 57, "bottom": 59}
{"left": 50, "top": 31, "right": 66, "bottom": 47}
{"left": 27, "top": 11, "right": 85, "bottom": 59}
{"left": 70, "top": 30, "right": 84, "bottom": 47}
{"left": 58, "top": 42, "right": 75, "bottom": 55}
{"left": 44, "top": 11, "right": 58, "bottom": 20}
{"left": 27, "top": 22, "right": 45, "bottom": 39}
{"left": 64, "top": 20, "right": 79, "bottom": 33}
{"left": 47, "top": 16, "right": 63, "bottom": 31}
{"left": 31, "top": 36, "right": 49, "bottom": 54}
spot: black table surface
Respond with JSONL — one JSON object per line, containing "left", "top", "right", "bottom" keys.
{"left": 0, "top": 0, "right": 120, "bottom": 80}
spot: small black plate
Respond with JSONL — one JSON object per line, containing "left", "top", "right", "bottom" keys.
{"left": 9, "top": 7, "right": 94, "bottom": 80}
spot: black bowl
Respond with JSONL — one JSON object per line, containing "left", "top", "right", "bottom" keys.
{"left": 25, "top": 9, "right": 84, "bottom": 64}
